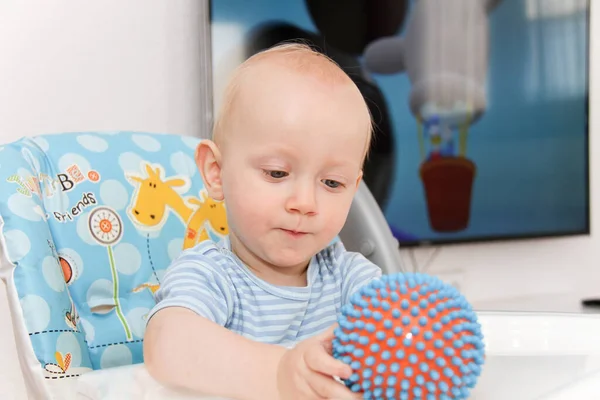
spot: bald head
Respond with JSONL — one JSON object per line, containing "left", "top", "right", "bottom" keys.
{"left": 212, "top": 43, "right": 373, "bottom": 161}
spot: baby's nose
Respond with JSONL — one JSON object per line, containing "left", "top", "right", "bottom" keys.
{"left": 286, "top": 184, "right": 317, "bottom": 215}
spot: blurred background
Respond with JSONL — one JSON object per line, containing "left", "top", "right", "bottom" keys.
{"left": 211, "top": 0, "right": 589, "bottom": 247}
{"left": 207, "top": 0, "right": 596, "bottom": 314}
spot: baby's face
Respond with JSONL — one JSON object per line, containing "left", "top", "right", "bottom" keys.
{"left": 220, "top": 66, "right": 370, "bottom": 270}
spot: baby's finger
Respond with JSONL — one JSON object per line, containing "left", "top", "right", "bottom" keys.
{"left": 304, "top": 346, "right": 352, "bottom": 379}
{"left": 314, "top": 324, "right": 337, "bottom": 342}
{"left": 296, "top": 377, "right": 326, "bottom": 400}
{"left": 307, "top": 371, "right": 361, "bottom": 400}
{"left": 317, "top": 325, "right": 338, "bottom": 354}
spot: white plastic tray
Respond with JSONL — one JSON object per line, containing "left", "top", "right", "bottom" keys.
{"left": 45, "top": 311, "right": 600, "bottom": 399}
{"left": 471, "top": 311, "right": 600, "bottom": 399}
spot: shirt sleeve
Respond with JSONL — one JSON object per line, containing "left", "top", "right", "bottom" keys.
{"left": 146, "top": 245, "right": 234, "bottom": 326}
{"left": 336, "top": 244, "right": 383, "bottom": 306}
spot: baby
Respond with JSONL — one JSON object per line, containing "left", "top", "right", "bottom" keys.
{"left": 144, "top": 43, "right": 382, "bottom": 400}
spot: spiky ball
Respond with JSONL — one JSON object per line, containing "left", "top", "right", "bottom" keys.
{"left": 332, "top": 273, "right": 485, "bottom": 400}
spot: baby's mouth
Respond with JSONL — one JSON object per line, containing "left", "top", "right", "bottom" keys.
{"left": 279, "top": 228, "right": 308, "bottom": 238}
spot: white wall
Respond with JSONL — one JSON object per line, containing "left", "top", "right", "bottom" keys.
{"left": 0, "top": 0, "right": 211, "bottom": 142}
{"left": 0, "top": 1, "right": 209, "bottom": 398}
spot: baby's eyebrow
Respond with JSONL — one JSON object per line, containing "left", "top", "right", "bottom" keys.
{"left": 324, "top": 159, "right": 361, "bottom": 170}
{"left": 253, "top": 154, "right": 293, "bottom": 165}
{"left": 254, "top": 145, "right": 298, "bottom": 160}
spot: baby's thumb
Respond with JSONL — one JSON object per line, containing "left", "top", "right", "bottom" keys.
{"left": 316, "top": 324, "right": 337, "bottom": 340}
{"left": 314, "top": 324, "right": 340, "bottom": 353}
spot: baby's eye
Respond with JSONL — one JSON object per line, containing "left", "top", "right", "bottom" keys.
{"left": 265, "top": 170, "right": 288, "bottom": 179}
{"left": 323, "top": 179, "right": 342, "bottom": 189}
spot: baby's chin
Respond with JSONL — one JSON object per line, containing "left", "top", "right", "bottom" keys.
{"left": 264, "top": 247, "right": 318, "bottom": 269}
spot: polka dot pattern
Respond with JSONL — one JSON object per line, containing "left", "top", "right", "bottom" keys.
{"left": 99, "top": 180, "right": 129, "bottom": 210}
{"left": 127, "top": 307, "right": 150, "bottom": 339}
{"left": 21, "top": 147, "right": 41, "bottom": 172}
{"left": 58, "top": 153, "right": 91, "bottom": 175}
{"left": 170, "top": 151, "right": 196, "bottom": 177}
{"left": 42, "top": 256, "right": 65, "bottom": 292}
{"left": 7, "top": 193, "right": 43, "bottom": 221}
{"left": 168, "top": 238, "right": 183, "bottom": 261}
{"left": 181, "top": 135, "right": 201, "bottom": 150}
{"left": 76, "top": 211, "right": 97, "bottom": 246}
{"left": 21, "top": 295, "right": 50, "bottom": 332}
{"left": 76, "top": 134, "right": 109, "bottom": 153}
{"left": 86, "top": 279, "right": 115, "bottom": 310}
{"left": 113, "top": 243, "right": 141, "bottom": 275}
{"left": 132, "top": 134, "right": 161, "bottom": 152}
{"left": 0, "top": 131, "right": 213, "bottom": 374}
{"left": 119, "top": 152, "right": 144, "bottom": 174}
{"left": 79, "top": 318, "right": 95, "bottom": 343}
{"left": 31, "top": 136, "right": 50, "bottom": 151}
{"left": 100, "top": 344, "right": 133, "bottom": 369}
{"left": 4, "top": 229, "right": 31, "bottom": 262}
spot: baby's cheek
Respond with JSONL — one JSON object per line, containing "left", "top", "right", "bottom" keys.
{"left": 322, "top": 208, "right": 348, "bottom": 236}
{"left": 231, "top": 196, "right": 267, "bottom": 230}
{"left": 332, "top": 198, "right": 356, "bottom": 230}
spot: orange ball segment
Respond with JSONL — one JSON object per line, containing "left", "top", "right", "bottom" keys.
{"left": 333, "top": 273, "right": 485, "bottom": 400}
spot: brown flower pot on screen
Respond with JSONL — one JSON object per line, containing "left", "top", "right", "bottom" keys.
{"left": 419, "top": 157, "right": 476, "bottom": 232}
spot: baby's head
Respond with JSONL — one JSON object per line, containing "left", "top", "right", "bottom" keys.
{"left": 196, "top": 43, "right": 373, "bottom": 274}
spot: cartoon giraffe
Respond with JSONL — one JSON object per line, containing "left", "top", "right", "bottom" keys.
{"left": 184, "top": 192, "right": 229, "bottom": 249}
{"left": 131, "top": 282, "right": 161, "bottom": 295}
{"left": 127, "top": 163, "right": 194, "bottom": 228}
{"left": 127, "top": 162, "right": 228, "bottom": 295}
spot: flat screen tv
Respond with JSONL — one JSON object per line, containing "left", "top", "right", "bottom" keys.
{"left": 208, "top": 0, "right": 590, "bottom": 247}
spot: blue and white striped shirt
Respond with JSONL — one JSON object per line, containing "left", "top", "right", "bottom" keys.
{"left": 148, "top": 237, "right": 381, "bottom": 347}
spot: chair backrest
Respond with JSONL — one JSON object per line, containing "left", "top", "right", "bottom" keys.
{"left": 0, "top": 131, "right": 403, "bottom": 398}
{"left": 0, "top": 132, "right": 216, "bottom": 394}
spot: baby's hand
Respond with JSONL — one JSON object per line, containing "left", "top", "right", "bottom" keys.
{"left": 276, "top": 325, "right": 361, "bottom": 400}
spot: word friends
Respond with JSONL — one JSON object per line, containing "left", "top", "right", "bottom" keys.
{"left": 53, "top": 192, "right": 97, "bottom": 223}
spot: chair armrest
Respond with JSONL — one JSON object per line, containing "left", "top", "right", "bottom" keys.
{"left": 339, "top": 181, "right": 404, "bottom": 274}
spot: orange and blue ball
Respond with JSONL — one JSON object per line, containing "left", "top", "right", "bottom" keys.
{"left": 333, "top": 273, "right": 485, "bottom": 399}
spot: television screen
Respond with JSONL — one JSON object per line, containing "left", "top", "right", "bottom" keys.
{"left": 209, "top": 0, "right": 590, "bottom": 246}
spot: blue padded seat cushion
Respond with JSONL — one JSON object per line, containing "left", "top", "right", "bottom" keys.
{"left": 0, "top": 131, "right": 224, "bottom": 376}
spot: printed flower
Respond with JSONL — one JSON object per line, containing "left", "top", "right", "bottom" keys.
{"left": 88, "top": 207, "right": 123, "bottom": 246}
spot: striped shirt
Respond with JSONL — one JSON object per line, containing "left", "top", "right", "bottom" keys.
{"left": 148, "top": 236, "right": 381, "bottom": 347}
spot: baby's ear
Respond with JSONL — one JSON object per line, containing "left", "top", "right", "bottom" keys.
{"left": 354, "top": 171, "right": 363, "bottom": 192}
{"left": 195, "top": 140, "right": 224, "bottom": 201}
